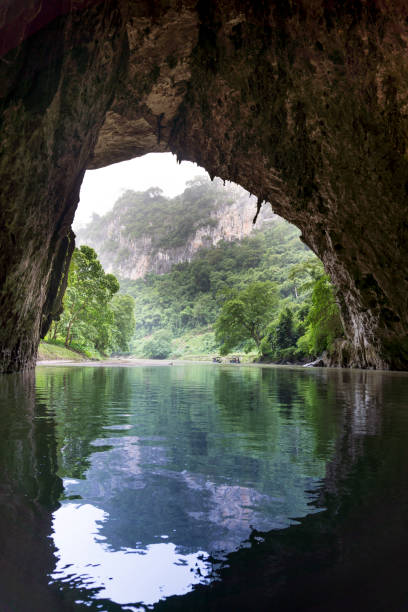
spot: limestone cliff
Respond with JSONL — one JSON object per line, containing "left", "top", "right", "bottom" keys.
{"left": 76, "top": 179, "right": 273, "bottom": 279}
{"left": 1, "top": 1, "right": 408, "bottom": 371}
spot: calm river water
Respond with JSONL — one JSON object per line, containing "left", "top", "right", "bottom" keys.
{"left": 1, "top": 364, "right": 408, "bottom": 611}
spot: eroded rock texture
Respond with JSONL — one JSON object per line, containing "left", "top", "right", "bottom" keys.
{"left": 1, "top": 0, "right": 408, "bottom": 371}
{"left": 0, "top": 0, "right": 128, "bottom": 371}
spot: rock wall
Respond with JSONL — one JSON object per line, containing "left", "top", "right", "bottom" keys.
{"left": 1, "top": 1, "right": 408, "bottom": 370}
{"left": 0, "top": 0, "right": 129, "bottom": 372}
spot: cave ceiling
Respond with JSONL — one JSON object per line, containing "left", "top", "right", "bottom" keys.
{"left": 1, "top": 0, "right": 408, "bottom": 371}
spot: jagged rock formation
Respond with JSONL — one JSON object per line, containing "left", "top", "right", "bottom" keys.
{"left": 1, "top": 1, "right": 408, "bottom": 371}
{"left": 76, "top": 179, "right": 274, "bottom": 279}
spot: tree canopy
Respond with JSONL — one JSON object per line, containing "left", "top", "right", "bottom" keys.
{"left": 118, "top": 218, "right": 344, "bottom": 361}
{"left": 47, "top": 246, "right": 135, "bottom": 355}
{"left": 143, "top": 330, "right": 173, "bottom": 359}
{"left": 215, "top": 282, "right": 278, "bottom": 354}
{"left": 72, "top": 178, "right": 345, "bottom": 362}
{"left": 296, "top": 275, "right": 344, "bottom": 356}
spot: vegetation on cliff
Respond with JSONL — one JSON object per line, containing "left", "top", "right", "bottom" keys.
{"left": 120, "top": 218, "right": 343, "bottom": 361}
{"left": 75, "top": 179, "right": 343, "bottom": 362}
{"left": 75, "top": 177, "right": 252, "bottom": 275}
{"left": 215, "top": 281, "right": 278, "bottom": 354}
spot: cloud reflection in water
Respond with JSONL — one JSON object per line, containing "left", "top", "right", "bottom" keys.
{"left": 52, "top": 503, "right": 211, "bottom": 608}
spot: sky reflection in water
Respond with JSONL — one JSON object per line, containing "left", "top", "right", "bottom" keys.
{"left": 43, "top": 364, "right": 334, "bottom": 609}
{"left": 52, "top": 502, "right": 210, "bottom": 609}
{"left": 2, "top": 364, "right": 408, "bottom": 611}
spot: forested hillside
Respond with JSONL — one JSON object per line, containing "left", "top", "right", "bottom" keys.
{"left": 121, "top": 220, "right": 343, "bottom": 361}
{"left": 121, "top": 221, "right": 307, "bottom": 335}
{"left": 76, "top": 177, "right": 273, "bottom": 279}
{"left": 77, "top": 177, "right": 343, "bottom": 362}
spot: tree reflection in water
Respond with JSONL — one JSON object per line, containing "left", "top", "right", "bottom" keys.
{"left": 0, "top": 365, "right": 407, "bottom": 610}
{"left": 157, "top": 369, "right": 408, "bottom": 612}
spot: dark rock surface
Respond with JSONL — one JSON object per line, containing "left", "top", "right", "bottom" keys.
{"left": 1, "top": 1, "right": 408, "bottom": 371}
{"left": 0, "top": 0, "right": 128, "bottom": 372}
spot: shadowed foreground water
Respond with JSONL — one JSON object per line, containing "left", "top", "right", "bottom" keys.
{"left": 0, "top": 364, "right": 408, "bottom": 611}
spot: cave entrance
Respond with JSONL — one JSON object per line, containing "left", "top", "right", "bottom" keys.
{"left": 1, "top": 0, "right": 408, "bottom": 374}
{"left": 67, "top": 152, "right": 322, "bottom": 364}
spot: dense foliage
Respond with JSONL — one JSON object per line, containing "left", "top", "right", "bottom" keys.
{"left": 74, "top": 179, "right": 343, "bottom": 361}
{"left": 215, "top": 282, "right": 278, "bottom": 354}
{"left": 47, "top": 246, "right": 135, "bottom": 356}
{"left": 121, "top": 219, "right": 344, "bottom": 361}
{"left": 297, "top": 275, "right": 344, "bottom": 356}
{"left": 143, "top": 330, "right": 173, "bottom": 359}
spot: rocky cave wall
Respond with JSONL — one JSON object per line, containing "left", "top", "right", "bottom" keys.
{"left": 1, "top": 0, "right": 408, "bottom": 371}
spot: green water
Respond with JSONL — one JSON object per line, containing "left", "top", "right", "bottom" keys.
{"left": 1, "top": 364, "right": 408, "bottom": 611}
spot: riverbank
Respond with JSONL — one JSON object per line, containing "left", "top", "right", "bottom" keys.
{"left": 36, "top": 357, "right": 311, "bottom": 369}
{"left": 37, "top": 341, "right": 88, "bottom": 362}
{"left": 37, "top": 342, "right": 307, "bottom": 368}
{"left": 37, "top": 357, "right": 212, "bottom": 367}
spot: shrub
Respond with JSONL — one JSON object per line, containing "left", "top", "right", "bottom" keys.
{"left": 143, "top": 330, "right": 173, "bottom": 359}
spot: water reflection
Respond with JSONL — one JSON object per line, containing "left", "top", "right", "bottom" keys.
{"left": 0, "top": 365, "right": 407, "bottom": 610}
{"left": 0, "top": 372, "right": 65, "bottom": 611}
{"left": 52, "top": 503, "right": 210, "bottom": 609}
{"left": 51, "top": 369, "right": 330, "bottom": 559}
{"left": 155, "top": 369, "right": 408, "bottom": 612}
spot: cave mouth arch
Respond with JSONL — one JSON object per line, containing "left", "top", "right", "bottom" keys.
{"left": 75, "top": 153, "right": 209, "bottom": 229}
{"left": 1, "top": 0, "right": 408, "bottom": 372}
{"left": 74, "top": 151, "right": 296, "bottom": 284}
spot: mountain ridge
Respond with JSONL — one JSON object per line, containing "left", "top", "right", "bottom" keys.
{"left": 76, "top": 177, "right": 275, "bottom": 280}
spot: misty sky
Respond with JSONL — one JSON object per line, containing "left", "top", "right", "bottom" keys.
{"left": 74, "top": 153, "right": 208, "bottom": 229}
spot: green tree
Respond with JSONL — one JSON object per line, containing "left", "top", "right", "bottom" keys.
{"left": 275, "top": 308, "right": 297, "bottom": 349}
{"left": 297, "top": 275, "right": 344, "bottom": 356}
{"left": 192, "top": 294, "right": 216, "bottom": 326}
{"left": 260, "top": 307, "right": 302, "bottom": 362}
{"left": 288, "top": 257, "right": 324, "bottom": 298}
{"left": 215, "top": 281, "right": 278, "bottom": 355}
{"left": 143, "top": 330, "right": 172, "bottom": 359}
{"left": 59, "top": 246, "right": 119, "bottom": 349}
{"left": 110, "top": 294, "right": 136, "bottom": 352}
